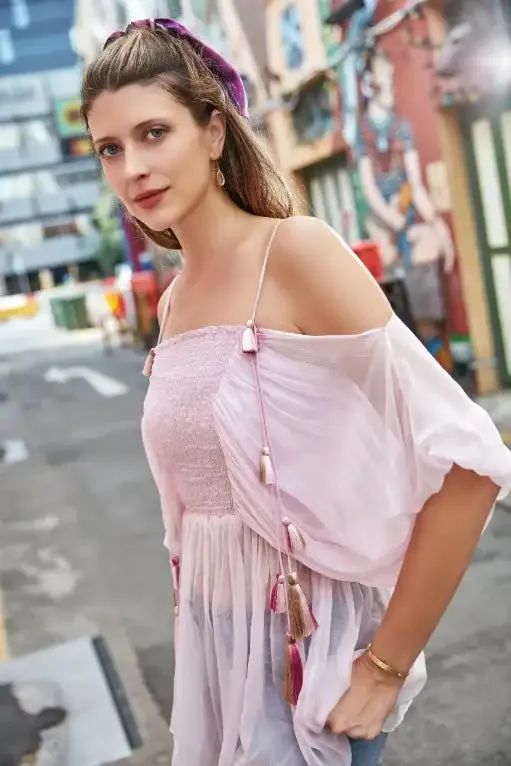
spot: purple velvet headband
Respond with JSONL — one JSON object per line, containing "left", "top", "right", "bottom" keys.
{"left": 104, "top": 18, "right": 248, "bottom": 117}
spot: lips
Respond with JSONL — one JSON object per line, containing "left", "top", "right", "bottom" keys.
{"left": 133, "top": 188, "right": 169, "bottom": 210}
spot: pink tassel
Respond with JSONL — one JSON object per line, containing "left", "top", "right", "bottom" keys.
{"left": 282, "top": 517, "right": 305, "bottom": 553}
{"left": 270, "top": 573, "right": 287, "bottom": 614}
{"left": 171, "top": 556, "right": 180, "bottom": 591}
{"left": 287, "top": 572, "right": 317, "bottom": 641}
{"left": 142, "top": 348, "right": 155, "bottom": 377}
{"left": 259, "top": 447, "right": 275, "bottom": 485}
{"left": 171, "top": 556, "right": 181, "bottom": 612}
{"left": 242, "top": 320, "right": 258, "bottom": 353}
{"left": 284, "top": 635, "right": 303, "bottom": 706}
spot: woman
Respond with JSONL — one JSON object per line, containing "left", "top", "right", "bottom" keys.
{"left": 82, "top": 19, "right": 511, "bottom": 766}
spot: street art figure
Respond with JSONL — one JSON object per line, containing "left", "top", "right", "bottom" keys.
{"left": 335, "top": 2, "right": 454, "bottom": 324}
{"left": 354, "top": 49, "right": 454, "bottom": 292}
{"left": 354, "top": 47, "right": 455, "bottom": 348}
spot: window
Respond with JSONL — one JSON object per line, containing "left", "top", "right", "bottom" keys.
{"left": 21, "top": 119, "right": 58, "bottom": 153}
{"left": 280, "top": 4, "right": 305, "bottom": 70}
{"left": 0, "top": 124, "right": 20, "bottom": 150}
{"left": 43, "top": 220, "right": 80, "bottom": 239}
{"left": 0, "top": 29, "right": 14, "bottom": 64}
{"left": 0, "top": 174, "right": 33, "bottom": 201}
{"left": 0, "top": 223, "right": 42, "bottom": 246}
{"left": 35, "top": 172, "right": 60, "bottom": 195}
{"left": 11, "top": 0, "right": 30, "bottom": 28}
{"left": 54, "top": 167, "right": 100, "bottom": 186}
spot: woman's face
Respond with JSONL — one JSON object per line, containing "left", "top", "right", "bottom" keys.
{"left": 87, "top": 82, "right": 224, "bottom": 231}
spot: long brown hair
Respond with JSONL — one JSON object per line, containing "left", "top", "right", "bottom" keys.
{"left": 81, "top": 27, "right": 294, "bottom": 250}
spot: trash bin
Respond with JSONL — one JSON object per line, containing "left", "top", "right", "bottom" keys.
{"left": 65, "top": 295, "right": 89, "bottom": 330}
{"left": 49, "top": 297, "right": 66, "bottom": 328}
{"left": 50, "top": 295, "right": 90, "bottom": 330}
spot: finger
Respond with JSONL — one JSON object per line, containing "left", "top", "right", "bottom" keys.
{"left": 346, "top": 723, "right": 383, "bottom": 741}
{"left": 345, "top": 725, "right": 367, "bottom": 740}
{"left": 326, "top": 714, "right": 350, "bottom": 735}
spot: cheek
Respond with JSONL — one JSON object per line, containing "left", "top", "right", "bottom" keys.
{"left": 101, "top": 161, "right": 126, "bottom": 198}
{"left": 178, "top": 150, "right": 211, "bottom": 202}
{"left": 169, "top": 131, "right": 210, "bottom": 186}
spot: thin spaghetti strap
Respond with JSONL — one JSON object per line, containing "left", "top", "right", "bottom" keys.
{"left": 157, "top": 275, "right": 179, "bottom": 344}
{"left": 250, "top": 219, "right": 286, "bottom": 324}
{"left": 143, "top": 275, "right": 180, "bottom": 377}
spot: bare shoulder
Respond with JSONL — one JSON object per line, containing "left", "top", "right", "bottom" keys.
{"left": 271, "top": 216, "right": 392, "bottom": 336}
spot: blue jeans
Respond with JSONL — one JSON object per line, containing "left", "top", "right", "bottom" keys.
{"left": 349, "top": 733, "right": 387, "bottom": 766}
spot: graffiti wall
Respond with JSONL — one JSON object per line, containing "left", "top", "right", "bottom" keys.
{"left": 315, "top": 0, "right": 471, "bottom": 373}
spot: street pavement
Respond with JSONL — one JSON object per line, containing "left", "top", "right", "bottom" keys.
{"left": 0, "top": 314, "right": 511, "bottom": 765}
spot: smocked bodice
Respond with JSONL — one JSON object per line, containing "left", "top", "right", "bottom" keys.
{"left": 142, "top": 327, "right": 242, "bottom": 516}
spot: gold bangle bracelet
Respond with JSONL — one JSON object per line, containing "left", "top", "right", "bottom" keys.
{"left": 363, "top": 645, "right": 409, "bottom": 681}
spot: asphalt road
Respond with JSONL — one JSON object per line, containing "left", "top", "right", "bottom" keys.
{"left": 1, "top": 319, "right": 511, "bottom": 765}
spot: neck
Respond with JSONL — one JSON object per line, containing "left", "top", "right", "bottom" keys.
{"left": 172, "top": 187, "right": 253, "bottom": 275}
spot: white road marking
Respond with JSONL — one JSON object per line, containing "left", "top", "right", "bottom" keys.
{"left": 44, "top": 366, "right": 128, "bottom": 397}
{"left": 20, "top": 548, "right": 81, "bottom": 600}
{"left": 1, "top": 515, "right": 60, "bottom": 533}
{"left": 0, "top": 439, "right": 29, "bottom": 465}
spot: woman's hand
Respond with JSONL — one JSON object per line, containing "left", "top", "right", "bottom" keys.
{"left": 326, "top": 654, "right": 403, "bottom": 740}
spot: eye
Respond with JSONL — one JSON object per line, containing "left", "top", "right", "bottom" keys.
{"left": 98, "top": 143, "right": 120, "bottom": 158}
{"left": 146, "top": 127, "right": 167, "bottom": 141}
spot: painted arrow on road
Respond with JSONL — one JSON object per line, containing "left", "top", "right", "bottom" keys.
{"left": 44, "top": 366, "right": 128, "bottom": 398}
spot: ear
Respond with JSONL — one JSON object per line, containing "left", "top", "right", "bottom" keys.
{"left": 208, "top": 109, "right": 226, "bottom": 160}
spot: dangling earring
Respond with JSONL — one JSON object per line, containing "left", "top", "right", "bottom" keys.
{"left": 216, "top": 162, "right": 225, "bottom": 188}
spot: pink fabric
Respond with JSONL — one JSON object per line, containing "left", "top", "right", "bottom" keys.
{"left": 141, "top": 247, "right": 511, "bottom": 765}
{"left": 213, "top": 315, "right": 511, "bottom": 584}
{"left": 142, "top": 326, "right": 421, "bottom": 766}
{"left": 140, "top": 315, "right": 511, "bottom": 766}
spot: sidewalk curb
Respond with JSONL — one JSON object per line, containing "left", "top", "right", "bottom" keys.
{"left": 94, "top": 620, "right": 172, "bottom": 765}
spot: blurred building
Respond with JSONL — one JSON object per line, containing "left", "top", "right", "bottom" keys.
{"left": 264, "top": 0, "right": 511, "bottom": 393}
{"left": 432, "top": 0, "right": 511, "bottom": 391}
{"left": 0, "top": 0, "right": 103, "bottom": 295}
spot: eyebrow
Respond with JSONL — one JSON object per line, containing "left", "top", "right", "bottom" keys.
{"left": 93, "top": 118, "right": 169, "bottom": 146}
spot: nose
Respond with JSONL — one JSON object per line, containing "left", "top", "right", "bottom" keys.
{"left": 124, "top": 144, "right": 149, "bottom": 180}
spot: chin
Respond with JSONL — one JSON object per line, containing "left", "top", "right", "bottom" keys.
{"left": 137, "top": 205, "right": 178, "bottom": 232}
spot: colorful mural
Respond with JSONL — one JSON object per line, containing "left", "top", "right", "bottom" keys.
{"left": 353, "top": 48, "right": 454, "bottom": 320}
{"left": 317, "top": 0, "right": 471, "bottom": 372}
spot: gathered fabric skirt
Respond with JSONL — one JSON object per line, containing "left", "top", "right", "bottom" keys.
{"left": 171, "top": 512, "right": 419, "bottom": 766}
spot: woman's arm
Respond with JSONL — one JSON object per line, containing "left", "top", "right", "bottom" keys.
{"left": 273, "top": 216, "right": 499, "bottom": 736}
{"left": 370, "top": 464, "right": 497, "bottom": 672}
